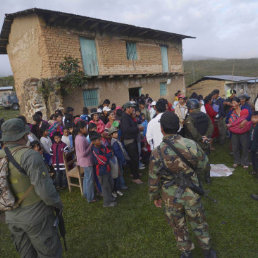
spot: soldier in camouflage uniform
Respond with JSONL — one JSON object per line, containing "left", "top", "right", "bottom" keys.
{"left": 149, "top": 111, "right": 216, "bottom": 258}
{"left": 0, "top": 118, "right": 63, "bottom": 257}
{"left": 184, "top": 99, "right": 214, "bottom": 183}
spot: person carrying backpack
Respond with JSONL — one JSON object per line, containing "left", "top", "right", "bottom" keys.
{"left": 0, "top": 118, "right": 63, "bottom": 257}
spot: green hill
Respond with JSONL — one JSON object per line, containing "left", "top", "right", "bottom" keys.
{"left": 183, "top": 58, "right": 258, "bottom": 86}
{"left": 0, "top": 75, "right": 14, "bottom": 86}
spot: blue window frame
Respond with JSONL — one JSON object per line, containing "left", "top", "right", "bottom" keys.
{"left": 160, "top": 82, "right": 167, "bottom": 96}
{"left": 126, "top": 42, "right": 137, "bottom": 60}
{"left": 160, "top": 45, "right": 169, "bottom": 72}
{"left": 80, "top": 38, "right": 99, "bottom": 76}
{"left": 83, "top": 89, "right": 99, "bottom": 107}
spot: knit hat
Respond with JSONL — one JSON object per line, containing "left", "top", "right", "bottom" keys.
{"left": 1, "top": 118, "right": 30, "bottom": 142}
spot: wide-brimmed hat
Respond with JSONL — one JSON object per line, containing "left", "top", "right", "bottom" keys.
{"left": 90, "top": 108, "right": 99, "bottom": 116}
{"left": 123, "top": 101, "right": 136, "bottom": 109}
{"left": 1, "top": 118, "right": 30, "bottom": 142}
{"left": 103, "top": 106, "right": 111, "bottom": 112}
{"left": 108, "top": 127, "right": 119, "bottom": 135}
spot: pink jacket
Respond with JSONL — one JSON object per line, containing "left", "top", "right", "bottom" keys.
{"left": 75, "top": 134, "right": 93, "bottom": 167}
{"left": 228, "top": 116, "right": 252, "bottom": 134}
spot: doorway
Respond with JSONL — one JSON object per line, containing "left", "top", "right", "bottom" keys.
{"left": 129, "top": 87, "right": 141, "bottom": 100}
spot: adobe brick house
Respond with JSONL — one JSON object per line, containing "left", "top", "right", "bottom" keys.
{"left": 0, "top": 8, "right": 194, "bottom": 118}
{"left": 187, "top": 75, "right": 258, "bottom": 101}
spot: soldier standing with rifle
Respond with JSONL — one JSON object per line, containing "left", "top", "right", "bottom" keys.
{"left": 184, "top": 99, "right": 214, "bottom": 183}
{"left": 149, "top": 112, "right": 216, "bottom": 258}
{"left": 0, "top": 118, "right": 63, "bottom": 257}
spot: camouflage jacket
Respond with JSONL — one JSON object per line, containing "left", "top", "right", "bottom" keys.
{"left": 148, "top": 134, "right": 209, "bottom": 202}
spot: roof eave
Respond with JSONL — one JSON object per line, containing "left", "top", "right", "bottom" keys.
{"left": 0, "top": 8, "right": 195, "bottom": 54}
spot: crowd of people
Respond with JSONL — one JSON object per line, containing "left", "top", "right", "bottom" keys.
{"left": 1, "top": 89, "right": 258, "bottom": 258}
{"left": 1, "top": 90, "right": 257, "bottom": 206}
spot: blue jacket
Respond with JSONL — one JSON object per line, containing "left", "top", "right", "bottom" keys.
{"left": 241, "top": 103, "right": 252, "bottom": 121}
{"left": 213, "top": 97, "right": 225, "bottom": 118}
{"left": 112, "top": 141, "right": 126, "bottom": 167}
{"left": 92, "top": 145, "right": 112, "bottom": 176}
{"left": 141, "top": 120, "right": 148, "bottom": 137}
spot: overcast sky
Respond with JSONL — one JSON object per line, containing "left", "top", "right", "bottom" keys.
{"left": 0, "top": 0, "right": 258, "bottom": 76}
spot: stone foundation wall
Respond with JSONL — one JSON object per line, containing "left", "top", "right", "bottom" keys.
{"left": 21, "top": 78, "right": 63, "bottom": 122}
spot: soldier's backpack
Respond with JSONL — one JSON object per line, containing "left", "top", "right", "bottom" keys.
{"left": 0, "top": 147, "right": 33, "bottom": 211}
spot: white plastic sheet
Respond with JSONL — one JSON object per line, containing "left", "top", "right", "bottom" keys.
{"left": 210, "top": 164, "right": 234, "bottom": 177}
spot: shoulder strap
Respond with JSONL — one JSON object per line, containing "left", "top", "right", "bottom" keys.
{"left": 4, "top": 147, "right": 27, "bottom": 175}
{"left": 163, "top": 138, "right": 196, "bottom": 171}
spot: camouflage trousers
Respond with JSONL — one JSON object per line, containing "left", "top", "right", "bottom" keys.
{"left": 164, "top": 195, "right": 211, "bottom": 252}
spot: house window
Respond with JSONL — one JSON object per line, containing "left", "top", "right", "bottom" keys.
{"left": 83, "top": 89, "right": 99, "bottom": 107}
{"left": 126, "top": 42, "right": 137, "bottom": 60}
{"left": 80, "top": 37, "right": 99, "bottom": 76}
{"left": 160, "top": 82, "right": 167, "bottom": 96}
{"left": 160, "top": 45, "right": 169, "bottom": 72}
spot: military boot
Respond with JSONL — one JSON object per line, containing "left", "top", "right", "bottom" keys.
{"left": 180, "top": 251, "right": 193, "bottom": 258}
{"left": 203, "top": 248, "right": 217, "bottom": 258}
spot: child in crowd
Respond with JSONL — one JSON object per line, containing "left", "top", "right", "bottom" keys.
{"left": 90, "top": 131, "right": 116, "bottom": 207}
{"left": 141, "top": 113, "right": 148, "bottom": 138}
{"left": 67, "top": 124, "right": 74, "bottom": 149}
{"left": 75, "top": 120, "right": 95, "bottom": 203}
{"left": 51, "top": 132, "right": 69, "bottom": 190}
{"left": 48, "top": 114, "right": 56, "bottom": 125}
{"left": 40, "top": 125, "right": 52, "bottom": 166}
{"left": 30, "top": 140, "right": 43, "bottom": 154}
{"left": 80, "top": 107, "right": 90, "bottom": 124}
{"left": 87, "top": 123, "right": 97, "bottom": 143}
{"left": 109, "top": 127, "right": 128, "bottom": 191}
{"left": 250, "top": 111, "right": 258, "bottom": 175}
{"left": 62, "top": 127, "right": 72, "bottom": 150}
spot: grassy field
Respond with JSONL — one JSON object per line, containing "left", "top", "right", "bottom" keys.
{"left": 1, "top": 142, "right": 258, "bottom": 257}
{"left": 184, "top": 58, "right": 258, "bottom": 86}
{"left": 0, "top": 109, "right": 258, "bottom": 257}
{"left": 0, "top": 106, "right": 20, "bottom": 121}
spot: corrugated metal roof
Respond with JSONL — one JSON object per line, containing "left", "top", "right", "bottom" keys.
{"left": 0, "top": 8, "right": 195, "bottom": 54}
{"left": 204, "top": 75, "right": 258, "bottom": 82}
{"left": 0, "top": 86, "right": 13, "bottom": 90}
{"left": 187, "top": 75, "right": 258, "bottom": 88}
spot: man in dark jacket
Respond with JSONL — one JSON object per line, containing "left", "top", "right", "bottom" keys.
{"left": 120, "top": 102, "right": 143, "bottom": 184}
{"left": 184, "top": 99, "right": 213, "bottom": 183}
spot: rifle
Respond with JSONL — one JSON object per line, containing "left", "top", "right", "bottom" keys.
{"left": 161, "top": 139, "right": 217, "bottom": 203}
{"left": 54, "top": 208, "right": 68, "bottom": 251}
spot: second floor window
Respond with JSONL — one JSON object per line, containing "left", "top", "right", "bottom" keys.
{"left": 126, "top": 42, "right": 137, "bottom": 60}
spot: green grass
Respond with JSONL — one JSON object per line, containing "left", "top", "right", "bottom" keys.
{"left": 1, "top": 142, "right": 258, "bottom": 257}
{"left": 0, "top": 106, "right": 20, "bottom": 121}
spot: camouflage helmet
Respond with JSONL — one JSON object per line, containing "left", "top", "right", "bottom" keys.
{"left": 186, "top": 99, "right": 200, "bottom": 110}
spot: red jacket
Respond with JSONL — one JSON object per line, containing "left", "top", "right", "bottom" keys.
{"left": 51, "top": 142, "right": 69, "bottom": 168}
